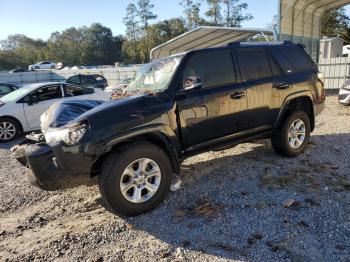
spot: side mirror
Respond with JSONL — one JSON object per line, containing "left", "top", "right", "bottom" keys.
{"left": 28, "top": 95, "right": 39, "bottom": 106}
{"left": 183, "top": 76, "right": 202, "bottom": 91}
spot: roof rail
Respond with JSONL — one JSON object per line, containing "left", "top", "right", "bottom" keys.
{"left": 227, "top": 41, "right": 293, "bottom": 47}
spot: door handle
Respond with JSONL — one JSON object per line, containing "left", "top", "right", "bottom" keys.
{"left": 273, "top": 83, "right": 290, "bottom": 89}
{"left": 230, "top": 91, "right": 245, "bottom": 100}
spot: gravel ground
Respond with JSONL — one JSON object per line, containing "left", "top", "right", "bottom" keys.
{"left": 0, "top": 95, "right": 349, "bottom": 262}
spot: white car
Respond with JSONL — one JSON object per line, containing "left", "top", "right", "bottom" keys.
{"left": 0, "top": 82, "right": 110, "bottom": 142}
{"left": 28, "top": 61, "right": 56, "bottom": 71}
{"left": 339, "top": 79, "right": 350, "bottom": 105}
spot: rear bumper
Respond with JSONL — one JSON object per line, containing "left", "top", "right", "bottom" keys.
{"left": 12, "top": 142, "right": 95, "bottom": 190}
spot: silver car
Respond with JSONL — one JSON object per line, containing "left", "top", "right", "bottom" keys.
{"left": 339, "top": 79, "right": 350, "bottom": 105}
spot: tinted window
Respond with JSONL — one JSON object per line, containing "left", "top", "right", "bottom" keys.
{"left": 0, "top": 84, "right": 13, "bottom": 95}
{"left": 66, "top": 76, "right": 80, "bottom": 85}
{"left": 183, "top": 50, "right": 235, "bottom": 89}
{"left": 64, "top": 85, "right": 94, "bottom": 97}
{"left": 237, "top": 49, "right": 272, "bottom": 81}
{"left": 268, "top": 55, "right": 283, "bottom": 77}
{"left": 269, "top": 46, "right": 316, "bottom": 73}
{"left": 81, "top": 76, "right": 96, "bottom": 87}
{"left": 26, "top": 85, "right": 62, "bottom": 102}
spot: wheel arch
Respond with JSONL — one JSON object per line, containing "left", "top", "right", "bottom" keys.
{"left": 0, "top": 115, "right": 24, "bottom": 133}
{"left": 92, "top": 130, "right": 181, "bottom": 177}
{"left": 275, "top": 95, "right": 315, "bottom": 131}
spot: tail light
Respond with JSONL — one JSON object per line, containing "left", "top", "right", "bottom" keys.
{"left": 317, "top": 72, "right": 326, "bottom": 101}
{"left": 317, "top": 72, "right": 325, "bottom": 85}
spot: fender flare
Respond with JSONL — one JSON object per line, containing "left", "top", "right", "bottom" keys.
{"left": 104, "top": 124, "right": 182, "bottom": 174}
{"left": 274, "top": 91, "right": 314, "bottom": 130}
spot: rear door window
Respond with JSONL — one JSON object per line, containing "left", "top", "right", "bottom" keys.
{"left": 237, "top": 49, "right": 272, "bottom": 81}
{"left": 269, "top": 46, "right": 316, "bottom": 73}
{"left": 66, "top": 76, "right": 80, "bottom": 85}
{"left": 183, "top": 49, "right": 236, "bottom": 89}
{"left": 64, "top": 84, "right": 94, "bottom": 97}
{"left": 81, "top": 76, "right": 97, "bottom": 87}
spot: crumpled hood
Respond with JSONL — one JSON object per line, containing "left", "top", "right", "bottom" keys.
{"left": 40, "top": 99, "right": 105, "bottom": 134}
{"left": 40, "top": 93, "right": 169, "bottom": 144}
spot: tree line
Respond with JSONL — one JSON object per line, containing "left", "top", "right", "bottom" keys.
{"left": 122, "top": 0, "right": 253, "bottom": 63}
{"left": 0, "top": 1, "right": 349, "bottom": 70}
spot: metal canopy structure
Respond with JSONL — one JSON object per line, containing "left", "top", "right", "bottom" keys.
{"left": 150, "top": 26, "right": 275, "bottom": 60}
{"left": 279, "top": 0, "right": 350, "bottom": 60}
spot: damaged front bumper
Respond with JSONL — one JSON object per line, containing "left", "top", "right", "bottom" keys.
{"left": 11, "top": 140, "right": 95, "bottom": 190}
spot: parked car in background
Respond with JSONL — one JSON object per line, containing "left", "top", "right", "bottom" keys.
{"left": 13, "top": 41, "right": 325, "bottom": 216}
{"left": 65, "top": 74, "right": 108, "bottom": 90}
{"left": 0, "top": 83, "right": 18, "bottom": 98}
{"left": 0, "top": 82, "right": 110, "bottom": 142}
{"left": 55, "top": 62, "right": 66, "bottom": 70}
{"left": 339, "top": 79, "right": 350, "bottom": 105}
{"left": 29, "top": 61, "right": 56, "bottom": 71}
{"left": 104, "top": 78, "right": 132, "bottom": 93}
{"left": 9, "top": 68, "right": 28, "bottom": 73}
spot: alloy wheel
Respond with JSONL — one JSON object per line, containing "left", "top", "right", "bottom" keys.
{"left": 288, "top": 119, "right": 306, "bottom": 149}
{"left": 0, "top": 121, "right": 16, "bottom": 141}
{"left": 120, "top": 158, "right": 161, "bottom": 203}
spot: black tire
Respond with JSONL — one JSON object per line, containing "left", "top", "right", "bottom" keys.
{"left": 99, "top": 142, "right": 172, "bottom": 216}
{"left": 271, "top": 111, "right": 311, "bottom": 157}
{"left": 0, "top": 117, "right": 21, "bottom": 143}
{"left": 51, "top": 65, "right": 55, "bottom": 69}
{"left": 35, "top": 66, "right": 39, "bottom": 70}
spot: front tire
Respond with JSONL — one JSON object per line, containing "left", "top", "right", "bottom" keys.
{"left": 99, "top": 142, "right": 172, "bottom": 216}
{"left": 271, "top": 111, "right": 311, "bottom": 157}
{"left": 0, "top": 118, "right": 21, "bottom": 143}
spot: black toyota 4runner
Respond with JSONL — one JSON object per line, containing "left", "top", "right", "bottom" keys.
{"left": 13, "top": 41, "right": 325, "bottom": 216}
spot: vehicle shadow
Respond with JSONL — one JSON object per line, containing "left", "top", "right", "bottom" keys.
{"left": 0, "top": 137, "right": 25, "bottom": 150}
{"left": 117, "top": 133, "right": 350, "bottom": 260}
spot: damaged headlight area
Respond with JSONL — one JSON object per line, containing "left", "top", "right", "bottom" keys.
{"left": 45, "top": 121, "right": 88, "bottom": 145}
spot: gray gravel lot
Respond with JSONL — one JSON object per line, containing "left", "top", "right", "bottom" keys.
{"left": 0, "top": 95, "right": 349, "bottom": 262}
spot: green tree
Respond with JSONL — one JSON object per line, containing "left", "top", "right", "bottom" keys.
{"left": 321, "top": 7, "right": 350, "bottom": 44}
{"left": 123, "top": 3, "right": 140, "bottom": 63}
{"left": 46, "top": 24, "right": 123, "bottom": 66}
{"left": 137, "top": 0, "right": 157, "bottom": 31}
{"left": 122, "top": 18, "right": 187, "bottom": 63}
{"left": 0, "top": 34, "right": 47, "bottom": 69}
{"left": 124, "top": 4, "right": 139, "bottom": 41}
{"left": 205, "top": 0, "right": 223, "bottom": 26}
{"left": 46, "top": 28, "right": 85, "bottom": 65}
{"left": 179, "top": 0, "right": 202, "bottom": 29}
{"left": 222, "top": 0, "right": 252, "bottom": 27}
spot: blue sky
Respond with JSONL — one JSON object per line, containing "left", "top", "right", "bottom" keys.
{"left": 0, "top": 0, "right": 349, "bottom": 41}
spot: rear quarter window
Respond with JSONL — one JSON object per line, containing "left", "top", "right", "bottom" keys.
{"left": 269, "top": 46, "right": 317, "bottom": 74}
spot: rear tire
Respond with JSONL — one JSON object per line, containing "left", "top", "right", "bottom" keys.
{"left": 0, "top": 118, "right": 21, "bottom": 143}
{"left": 99, "top": 142, "right": 172, "bottom": 216}
{"left": 271, "top": 111, "right": 311, "bottom": 157}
